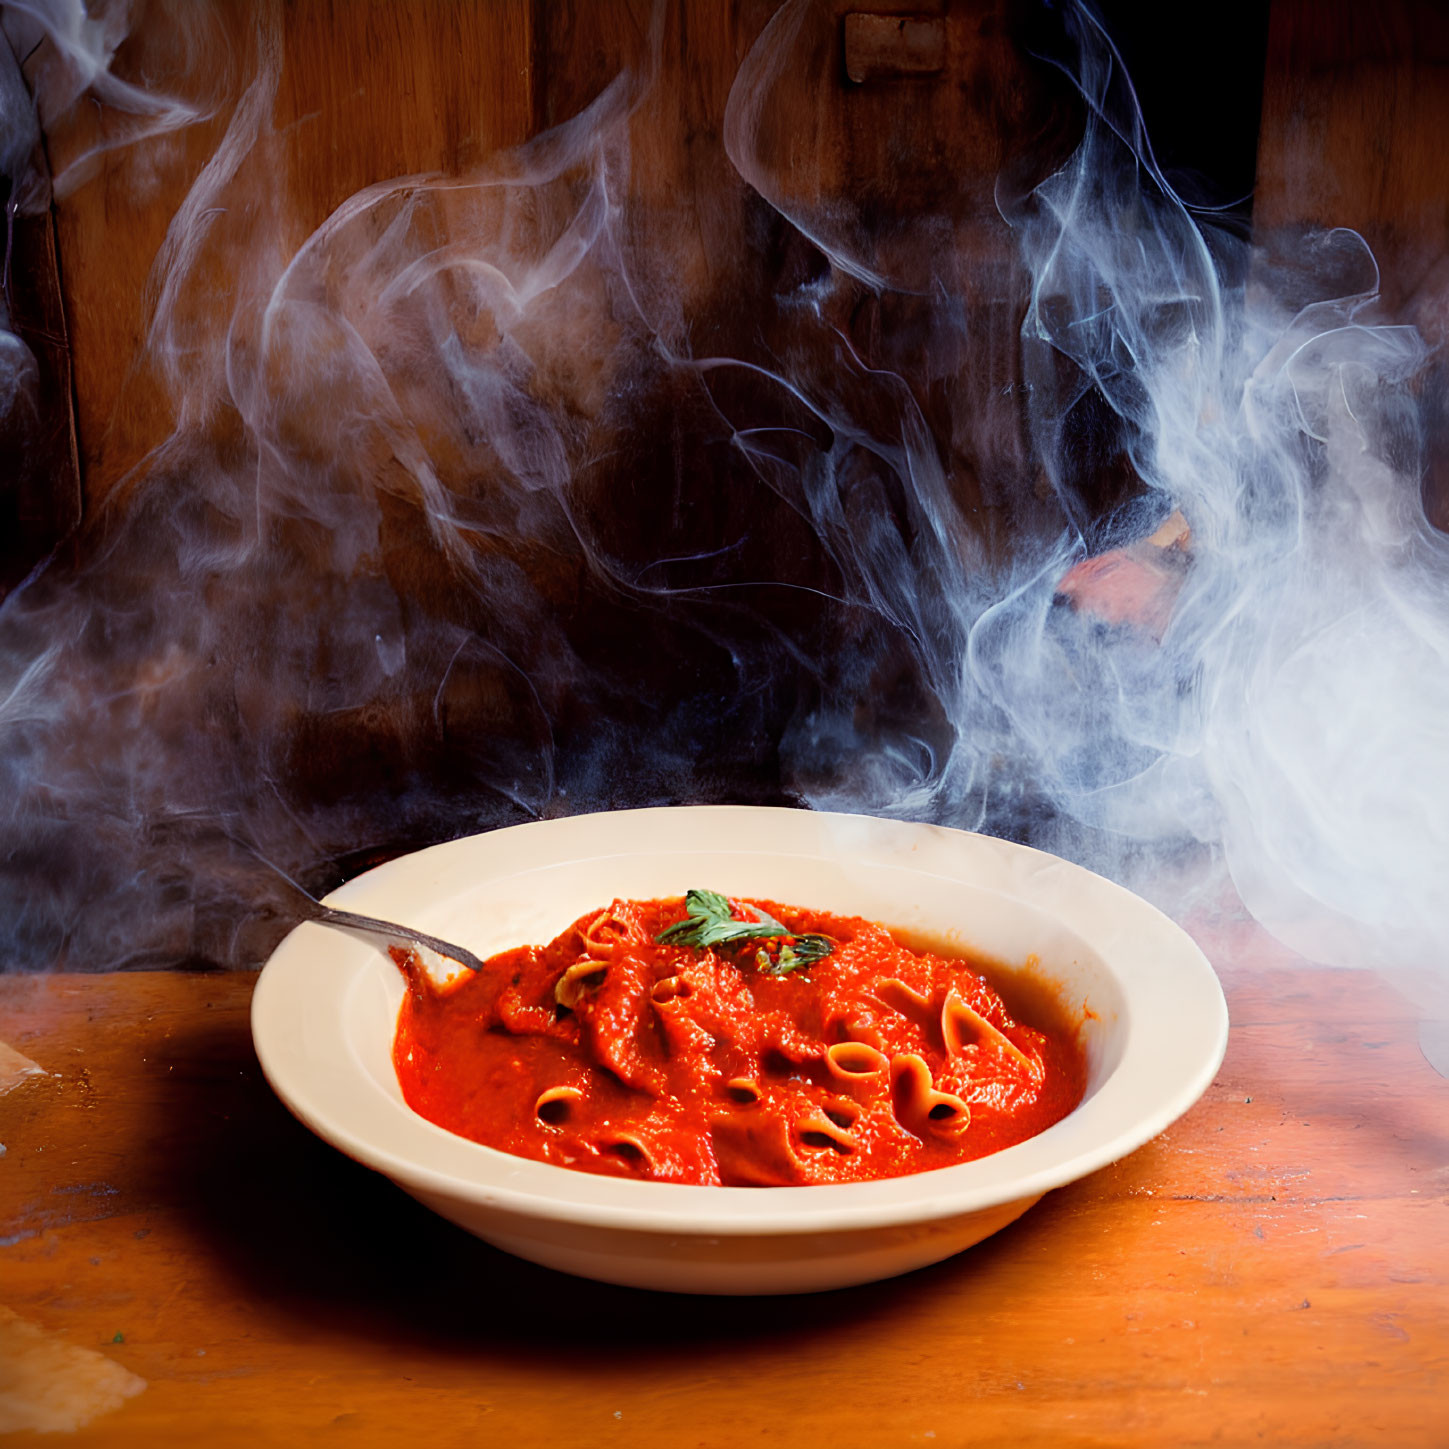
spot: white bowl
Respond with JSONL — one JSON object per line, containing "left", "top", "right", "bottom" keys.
{"left": 251, "top": 806, "right": 1227, "bottom": 1294}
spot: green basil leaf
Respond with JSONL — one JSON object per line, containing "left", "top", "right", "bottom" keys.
{"left": 656, "top": 890, "right": 834, "bottom": 975}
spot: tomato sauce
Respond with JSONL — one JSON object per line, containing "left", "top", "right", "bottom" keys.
{"left": 392, "top": 896, "right": 1086, "bottom": 1186}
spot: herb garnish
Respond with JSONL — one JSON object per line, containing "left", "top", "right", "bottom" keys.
{"left": 655, "top": 889, "right": 833, "bottom": 976}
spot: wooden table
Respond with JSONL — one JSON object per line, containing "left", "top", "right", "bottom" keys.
{"left": 2, "top": 949, "right": 1446, "bottom": 1447}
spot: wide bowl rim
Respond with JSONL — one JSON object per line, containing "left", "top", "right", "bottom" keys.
{"left": 251, "top": 805, "right": 1228, "bottom": 1236}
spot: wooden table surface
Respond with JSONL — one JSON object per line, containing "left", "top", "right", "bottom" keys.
{"left": 2, "top": 949, "right": 1446, "bottom": 1447}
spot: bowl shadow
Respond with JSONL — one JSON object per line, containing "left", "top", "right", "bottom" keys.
{"left": 143, "top": 1004, "right": 1073, "bottom": 1364}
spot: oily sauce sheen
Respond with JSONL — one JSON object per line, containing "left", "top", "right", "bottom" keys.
{"left": 392, "top": 896, "right": 1086, "bottom": 1187}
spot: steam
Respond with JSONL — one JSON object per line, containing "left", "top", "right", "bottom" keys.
{"left": 2, "top": 0, "right": 211, "bottom": 198}
{"left": 731, "top": 2, "right": 1449, "bottom": 984}
{"left": 0, "top": 0, "right": 1445, "bottom": 985}
{"left": 974, "top": 11, "right": 1449, "bottom": 980}
{"left": 0, "top": 17, "right": 44, "bottom": 457}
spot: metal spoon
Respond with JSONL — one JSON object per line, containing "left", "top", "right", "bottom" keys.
{"left": 298, "top": 901, "right": 485, "bottom": 974}
{"left": 236, "top": 837, "right": 486, "bottom": 973}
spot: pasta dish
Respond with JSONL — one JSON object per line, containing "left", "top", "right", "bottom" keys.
{"left": 392, "top": 892, "right": 1084, "bottom": 1186}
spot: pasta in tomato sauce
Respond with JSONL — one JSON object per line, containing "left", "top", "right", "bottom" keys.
{"left": 391, "top": 894, "right": 1085, "bottom": 1186}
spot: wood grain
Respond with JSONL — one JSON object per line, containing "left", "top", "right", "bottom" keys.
{"left": 39, "top": 0, "right": 535, "bottom": 505}
{"left": 1, "top": 959, "right": 1444, "bottom": 1446}
{"left": 1255, "top": 0, "right": 1449, "bottom": 310}
{"left": 1255, "top": 0, "right": 1449, "bottom": 530}
{"left": 36, "top": 0, "right": 1077, "bottom": 537}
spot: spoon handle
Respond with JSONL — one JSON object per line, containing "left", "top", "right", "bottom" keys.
{"left": 309, "top": 905, "right": 485, "bottom": 974}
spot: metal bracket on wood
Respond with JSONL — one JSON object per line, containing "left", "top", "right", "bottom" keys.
{"left": 843, "top": 13, "right": 946, "bottom": 84}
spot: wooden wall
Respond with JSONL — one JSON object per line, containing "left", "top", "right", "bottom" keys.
{"left": 2, "top": 0, "right": 1085, "bottom": 952}
{"left": 1255, "top": 0, "right": 1449, "bottom": 527}
{"left": 1256, "top": 0, "right": 1449, "bottom": 314}
{"left": 13, "top": 0, "right": 1449, "bottom": 529}
{"left": 23, "top": 0, "right": 1075, "bottom": 522}
{"left": 35, "top": 0, "right": 537, "bottom": 506}
{"left": 5, "top": 0, "right": 1446, "bottom": 969}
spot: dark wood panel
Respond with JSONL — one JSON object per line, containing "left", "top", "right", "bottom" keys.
{"left": 1256, "top": 0, "right": 1449, "bottom": 308}
{"left": 0, "top": 27, "right": 80, "bottom": 597}
{"left": 1255, "top": 0, "right": 1449, "bottom": 527}
{"left": 38, "top": 0, "right": 535, "bottom": 505}
{"left": 35, "top": 1, "right": 1079, "bottom": 529}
